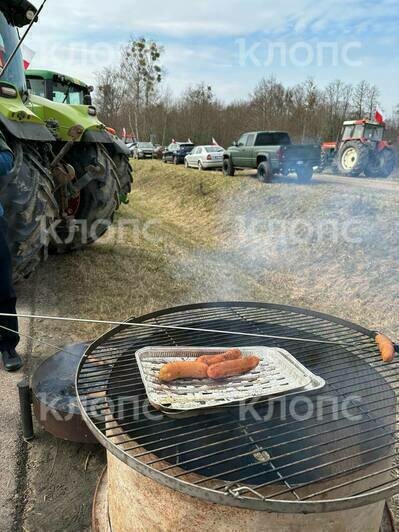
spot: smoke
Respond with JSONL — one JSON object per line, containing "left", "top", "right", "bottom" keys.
{"left": 168, "top": 181, "right": 399, "bottom": 337}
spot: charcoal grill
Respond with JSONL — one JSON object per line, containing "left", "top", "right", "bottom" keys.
{"left": 76, "top": 302, "right": 399, "bottom": 528}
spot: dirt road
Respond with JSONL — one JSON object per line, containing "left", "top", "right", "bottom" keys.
{"left": 312, "top": 172, "right": 399, "bottom": 192}
{"left": 240, "top": 168, "right": 399, "bottom": 192}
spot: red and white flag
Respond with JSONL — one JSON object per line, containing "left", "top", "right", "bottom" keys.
{"left": 374, "top": 106, "right": 384, "bottom": 125}
{"left": 212, "top": 137, "right": 219, "bottom": 146}
{"left": 22, "top": 44, "right": 36, "bottom": 70}
{"left": 0, "top": 35, "right": 6, "bottom": 69}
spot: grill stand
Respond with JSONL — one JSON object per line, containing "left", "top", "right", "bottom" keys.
{"left": 91, "top": 458, "right": 392, "bottom": 532}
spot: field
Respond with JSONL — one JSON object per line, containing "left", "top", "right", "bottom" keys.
{"left": 1, "top": 160, "right": 399, "bottom": 530}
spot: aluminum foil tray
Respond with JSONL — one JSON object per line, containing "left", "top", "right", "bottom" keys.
{"left": 135, "top": 346, "right": 325, "bottom": 415}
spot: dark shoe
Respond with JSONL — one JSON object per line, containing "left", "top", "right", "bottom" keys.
{"left": 2, "top": 349, "right": 23, "bottom": 372}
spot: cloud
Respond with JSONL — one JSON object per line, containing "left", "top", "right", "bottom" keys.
{"left": 31, "top": 0, "right": 397, "bottom": 39}
{"left": 24, "top": 0, "right": 399, "bottom": 108}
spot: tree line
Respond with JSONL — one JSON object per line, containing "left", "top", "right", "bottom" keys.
{"left": 95, "top": 38, "right": 399, "bottom": 148}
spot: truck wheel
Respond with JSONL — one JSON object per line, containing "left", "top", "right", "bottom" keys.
{"left": 337, "top": 141, "right": 369, "bottom": 177}
{"left": 51, "top": 144, "right": 119, "bottom": 254}
{"left": 365, "top": 148, "right": 396, "bottom": 178}
{"left": 296, "top": 164, "right": 313, "bottom": 183}
{"left": 257, "top": 161, "right": 272, "bottom": 183}
{"left": 223, "top": 158, "right": 235, "bottom": 176}
{"left": 0, "top": 142, "right": 57, "bottom": 282}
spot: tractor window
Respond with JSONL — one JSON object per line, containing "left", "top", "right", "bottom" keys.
{"left": 364, "top": 126, "right": 383, "bottom": 142}
{"left": 27, "top": 78, "right": 46, "bottom": 98}
{"left": 353, "top": 125, "right": 365, "bottom": 138}
{"left": 342, "top": 126, "right": 355, "bottom": 140}
{"left": 53, "top": 82, "right": 85, "bottom": 105}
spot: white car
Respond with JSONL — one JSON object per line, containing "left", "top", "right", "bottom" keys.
{"left": 185, "top": 145, "right": 224, "bottom": 170}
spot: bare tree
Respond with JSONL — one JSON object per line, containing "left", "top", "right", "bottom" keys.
{"left": 95, "top": 37, "right": 397, "bottom": 151}
{"left": 119, "top": 37, "right": 164, "bottom": 140}
{"left": 95, "top": 67, "right": 125, "bottom": 128}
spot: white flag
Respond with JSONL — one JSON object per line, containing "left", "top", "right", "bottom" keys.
{"left": 22, "top": 44, "right": 36, "bottom": 69}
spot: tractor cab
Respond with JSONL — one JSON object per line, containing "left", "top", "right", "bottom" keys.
{"left": 340, "top": 120, "right": 385, "bottom": 146}
{"left": 26, "top": 70, "right": 94, "bottom": 105}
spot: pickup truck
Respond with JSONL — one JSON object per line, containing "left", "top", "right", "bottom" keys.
{"left": 223, "top": 131, "right": 321, "bottom": 183}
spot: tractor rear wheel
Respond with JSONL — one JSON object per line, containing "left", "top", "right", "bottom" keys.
{"left": 337, "top": 141, "right": 369, "bottom": 177}
{"left": 111, "top": 153, "right": 133, "bottom": 201}
{"left": 51, "top": 144, "right": 119, "bottom": 254}
{"left": 0, "top": 141, "right": 57, "bottom": 282}
{"left": 364, "top": 148, "right": 396, "bottom": 178}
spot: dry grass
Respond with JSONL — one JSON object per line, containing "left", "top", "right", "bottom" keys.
{"left": 132, "top": 160, "right": 399, "bottom": 337}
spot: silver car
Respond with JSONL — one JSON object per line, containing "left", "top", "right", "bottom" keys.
{"left": 185, "top": 145, "right": 224, "bottom": 170}
{"left": 133, "top": 142, "right": 155, "bottom": 159}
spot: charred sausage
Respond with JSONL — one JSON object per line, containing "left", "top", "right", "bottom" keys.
{"left": 159, "top": 361, "right": 208, "bottom": 382}
{"left": 376, "top": 334, "right": 395, "bottom": 363}
{"left": 207, "top": 356, "right": 261, "bottom": 380}
{"left": 198, "top": 348, "right": 242, "bottom": 366}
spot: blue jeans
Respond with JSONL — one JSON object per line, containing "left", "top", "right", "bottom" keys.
{"left": 0, "top": 216, "right": 19, "bottom": 351}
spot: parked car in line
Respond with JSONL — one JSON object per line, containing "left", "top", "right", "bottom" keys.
{"left": 163, "top": 142, "right": 195, "bottom": 164}
{"left": 223, "top": 131, "right": 321, "bottom": 183}
{"left": 133, "top": 142, "right": 155, "bottom": 159}
{"left": 185, "top": 145, "right": 224, "bottom": 170}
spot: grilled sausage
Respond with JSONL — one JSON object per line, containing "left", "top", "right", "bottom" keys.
{"left": 376, "top": 334, "right": 395, "bottom": 363}
{"left": 207, "top": 356, "right": 261, "bottom": 380}
{"left": 159, "top": 361, "right": 208, "bottom": 382}
{"left": 198, "top": 348, "right": 242, "bottom": 366}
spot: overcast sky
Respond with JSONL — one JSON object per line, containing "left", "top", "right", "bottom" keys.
{"left": 26, "top": 0, "right": 399, "bottom": 113}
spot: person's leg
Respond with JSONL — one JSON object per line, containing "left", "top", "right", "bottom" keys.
{"left": 0, "top": 217, "right": 22, "bottom": 370}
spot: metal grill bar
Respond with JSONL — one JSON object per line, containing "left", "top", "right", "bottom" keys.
{"left": 301, "top": 464, "right": 399, "bottom": 500}
{"left": 81, "top": 369, "right": 398, "bottom": 435}
{"left": 262, "top": 444, "right": 398, "bottom": 500}
{"left": 103, "top": 391, "right": 393, "bottom": 449}
{"left": 168, "top": 420, "right": 397, "bottom": 482}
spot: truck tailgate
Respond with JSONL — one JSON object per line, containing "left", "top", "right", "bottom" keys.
{"left": 282, "top": 144, "right": 321, "bottom": 165}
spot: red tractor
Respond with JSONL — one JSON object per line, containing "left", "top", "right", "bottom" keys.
{"left": 320, "top": 119, "right": 396, "bottom": 178}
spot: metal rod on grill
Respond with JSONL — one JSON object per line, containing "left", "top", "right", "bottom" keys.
{"left": 0, "top": 312, "right": 351, "bottom": 346}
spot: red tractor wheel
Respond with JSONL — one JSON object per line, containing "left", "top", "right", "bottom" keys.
{"left": 337, "top": 141, "right": 369, "bottom": 177}
{"left": 365, "top": 148, "right": 396, "bottom": 178}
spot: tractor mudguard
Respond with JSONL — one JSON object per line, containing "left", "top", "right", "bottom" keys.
{"left": 0, "top": 114, "right": 55, "bottom": 141}
{"left": 109, "top": 135, "right": 131, "bottom": 156}
{"left": 81, "top": 129, "right": 115, "bottom": 144}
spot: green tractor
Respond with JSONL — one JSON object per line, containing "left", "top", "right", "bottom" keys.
{"left": 26, "top": 89, "right": 123, "bottom": 254}
{"left": 0, "top": 0, "right": 130, "bottom": 280}
{"left": 26, "top": 69, "right": 133, "bottom": 201}
{"left": 0, "top": 0, "right": 58, "bottom": 281}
